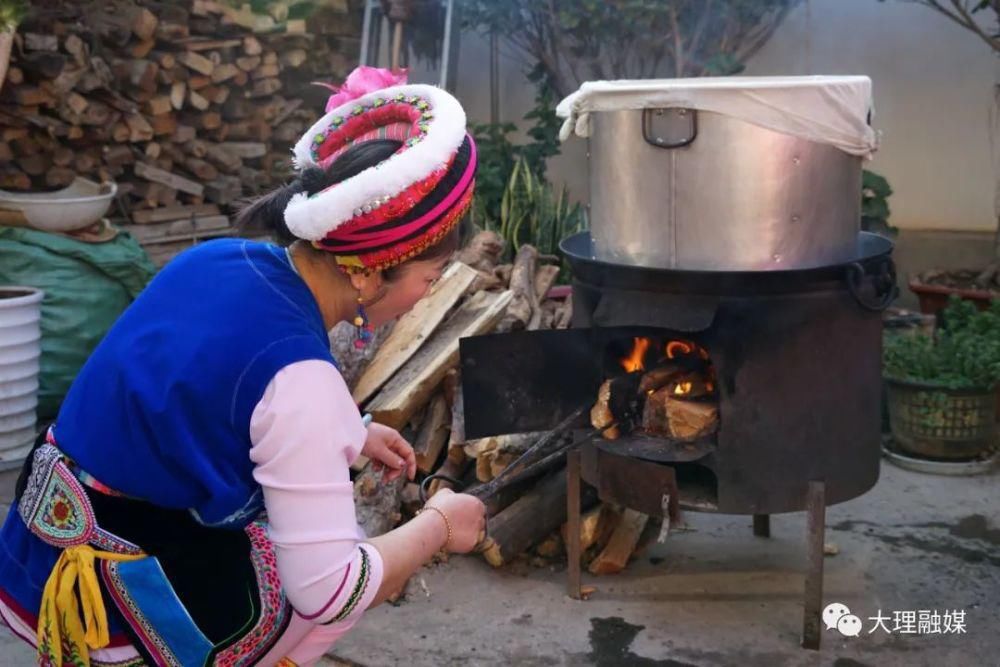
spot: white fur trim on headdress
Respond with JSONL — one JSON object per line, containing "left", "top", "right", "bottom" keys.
{"left": 284, "top": 84, "right": 467, "bottom": 241}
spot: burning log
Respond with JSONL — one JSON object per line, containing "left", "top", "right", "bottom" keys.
{"left": 590, "top": 379, "right": 618, "bottom": 437}
{"left": 664, "top": 398, "right": 719, "bottom": 441}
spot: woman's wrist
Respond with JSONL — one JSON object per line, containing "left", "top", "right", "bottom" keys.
{"left": 415, "top": 506, "right": 451, "bottom": 553}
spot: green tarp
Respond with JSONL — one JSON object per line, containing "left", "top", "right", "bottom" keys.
{"left": 0, "top": 226, "right": 156, "bottom": 419}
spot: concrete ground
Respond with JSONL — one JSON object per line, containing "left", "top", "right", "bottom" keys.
{"left": 0, "top": 457, "right": 996, "bottom": 667}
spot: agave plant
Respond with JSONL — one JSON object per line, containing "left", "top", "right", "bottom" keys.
{"left": 0, "top": 0, "right": 26, "bottom": 96}
{"left": 482, "top": 157, "right": 587, "bottom": 281}
{"left": 0, "top": 0, "right": 26, "bottom": 33}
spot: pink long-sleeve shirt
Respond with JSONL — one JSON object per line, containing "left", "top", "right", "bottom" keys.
{"left": 248, "top": 359, "right": 384, "bottom": 626}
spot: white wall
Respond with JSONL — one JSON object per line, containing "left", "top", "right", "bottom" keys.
{"left": 744, "top": 0, "right": 999, "bottom": 232}
{"left": 410, "top": 0, "right": 998, "bottom": 232}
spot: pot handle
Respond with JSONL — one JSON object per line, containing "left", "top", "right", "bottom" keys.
{"left": 846, "top": 258, "right": 898, "bottom": 312}
{"left": 642, "top": 108, "right": 697, "bottom": 149}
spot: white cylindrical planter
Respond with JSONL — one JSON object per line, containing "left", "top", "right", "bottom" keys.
{"left": 0, "top": 287, "right": 43, "bottom": 469}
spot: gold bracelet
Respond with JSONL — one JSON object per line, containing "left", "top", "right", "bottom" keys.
{"left": 417, "top": 506, "right": 452, "bottom": 551}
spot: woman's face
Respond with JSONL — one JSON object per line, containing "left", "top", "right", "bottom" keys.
{"left": 363, "top": 255, "right": 451, "bottom": 327}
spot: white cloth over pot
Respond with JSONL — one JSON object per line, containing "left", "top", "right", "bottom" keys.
{"left": 555, "top": 75, "right": 878, "bottom": 158}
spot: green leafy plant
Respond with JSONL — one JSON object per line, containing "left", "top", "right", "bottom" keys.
{"left": 0, "top": 0, "right": 27, "bottom": 33}
{"left": 476, "top": 157, "right": 586, "bottom": 280}
{"left": 884, "top": 296, "right": 1000, "bottom": 389}
{"left": 469, "top": 66, "right": 564, "bottom": 236}
{"left": 861, "top": 169, "right": 896, "bottom": 237}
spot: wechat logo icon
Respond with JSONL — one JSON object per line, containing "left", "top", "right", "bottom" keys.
{"left": 824, "top": 602, "right": 863, "bottom": 637}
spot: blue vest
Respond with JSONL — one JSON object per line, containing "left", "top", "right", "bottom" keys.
{"left": 55, "top": 238, "right": 334, "bottom": 528}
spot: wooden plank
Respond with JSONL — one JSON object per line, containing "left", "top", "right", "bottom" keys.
{"left": 132, "top": 204, "right": 221, "bottom": 224}
{"left": 353, "top": 262, "right": 478, "bottom": 404}
{"left": 217, "top": 141, "right": 265, "bottom": 159}
{"left": 124, "top": 215, "right": 230, "bottom": 243}
{"left": 135, "top": 161, "right": 204, "bottom": 196}
{"left": 366, "top": 289, "right": 513, "bottom": 430}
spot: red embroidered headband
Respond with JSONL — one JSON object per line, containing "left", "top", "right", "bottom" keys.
{"left": 285, "top": 73, "right": 476, "bottom": 274}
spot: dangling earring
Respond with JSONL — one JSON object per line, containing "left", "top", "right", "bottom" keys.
{"left": 353, "top": 294, "right": 374, "bottom": 349}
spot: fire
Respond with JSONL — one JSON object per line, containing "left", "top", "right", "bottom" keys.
{"left": 665, "top": 341, "right": 692, "bottom": 359}
{"left": 621, "top": 337, "right": 651, "bottom": 373}
{"left": 667, "top": 339, "right": 710, "bottom": 361}
{"left": 674, "top": 381, "right": 693, "bottom": 396}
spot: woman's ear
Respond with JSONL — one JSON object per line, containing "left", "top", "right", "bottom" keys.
{"left": 350, "top": 270, "right": 385, "bottom": 300}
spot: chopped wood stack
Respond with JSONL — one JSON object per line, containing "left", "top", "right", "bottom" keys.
{"left": 338, "top": 232, "right": 665, "bottom": 578}
{"left": 1, "top": 0, "right": 363, "bottom": 264}
{"left": 336, "top": 232, "right": 565, "bottom": 519}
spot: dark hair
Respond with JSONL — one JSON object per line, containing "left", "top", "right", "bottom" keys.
{"left": 237, "top": 139, "right": 466, "bottom": 279}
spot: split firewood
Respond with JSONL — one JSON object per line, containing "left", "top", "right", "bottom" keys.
{"left": 353, "top": 262, "right": 476, "bottom": 404}
{"left": 480, "top": 469, "right": 597, "bottom": 568}
{"left": 494, "top": 264, "right": 513, "bottom": 286}
{"left": 664, "top": 398, "right": 718, "bottom": 440}
{"left": 427, "top": 380, "right": 468, "bottom": 497}
{"left": 413, "top": 394, "right": 451, "bottom": 474}
{"left": 534, "top": 264, "right": 560, "bottom": 301}
{"left": 588, "top": 508, "right": 649, "bottom": 575}
{"left": 561, "top": 505, "right": 608, "bottom": 554}
{"left": 498, "top": 244, "right": 541, "bottom": 332}
{"left": 590, "top": 379, "right": 619, "bottom": 438}
{"left": 455, "top": 231, "right": 504, "bottom": 272}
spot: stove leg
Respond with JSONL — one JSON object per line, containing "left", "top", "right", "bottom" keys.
{"left": 566, "top": 449, "right": 583, "bottom": 600}
{"left": 753, "top": 514, "right": 770, "bottom": 538}
{"left": 802, "top": 480, "right": 826, "bottom": 650}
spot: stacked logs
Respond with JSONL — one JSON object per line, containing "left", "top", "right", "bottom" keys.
{"left": 341, "top": 231, "right": 662, "bottom": 579}
{"left": 0, "top": 0, "right": 363, "bottom": 264}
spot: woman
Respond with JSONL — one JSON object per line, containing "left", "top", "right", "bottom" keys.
{"left": 0, "top": 69, "right": 486, "bottom": 666}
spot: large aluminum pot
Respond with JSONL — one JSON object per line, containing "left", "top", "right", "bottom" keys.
{"left": 589, "top": 107, "right": 863, "bottom": 271}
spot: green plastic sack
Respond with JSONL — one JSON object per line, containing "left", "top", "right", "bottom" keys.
{"left": 0, "top": 226, "right": 156, "bottom": 419}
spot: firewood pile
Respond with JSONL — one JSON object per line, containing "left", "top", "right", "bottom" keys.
{"left": 342, "top": 231, "right": 672, "bottom": 580}
{"left": 0, "top": 0, "right": 363, "bottom": 265}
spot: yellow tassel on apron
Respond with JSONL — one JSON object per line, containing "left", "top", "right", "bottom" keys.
{"left": 37, "top": 544, "right": 143, "bottom": 667}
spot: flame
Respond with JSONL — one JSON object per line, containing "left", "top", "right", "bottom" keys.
{"left": 674, "top": 381, "right": 693, "bottom": 396}
{"left": 621, "top": 337, "right": 651, "bottom": 373}
{"left": 665, "top": 340, "right": 693, "bottom": 359}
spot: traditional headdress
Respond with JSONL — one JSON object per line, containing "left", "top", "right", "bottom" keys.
{"left": 284, "top": 67, "right": 477, "bottom": 274}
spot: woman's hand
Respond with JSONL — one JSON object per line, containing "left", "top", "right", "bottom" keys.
{"left": 424, "top": 488, "right": 487, "bottom": 553}
{"left": 362, "top": 422, "right": 416, "bottom": 481}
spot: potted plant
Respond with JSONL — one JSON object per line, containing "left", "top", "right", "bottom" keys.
{"left": 884, "top": 0, "right": 1000, "bottom": 313}
{"left": 883, "top": 296, "right": 1000, "bottom": 460}
{"left": 0, "top": 0, "right": 26, "bottom": 94}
